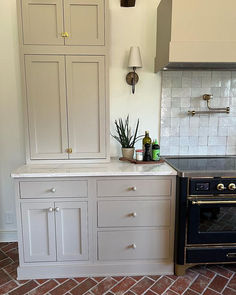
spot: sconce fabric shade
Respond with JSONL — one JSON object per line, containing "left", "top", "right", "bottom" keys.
{"left": 128, "top": 47, "right": 142, "bottom": 68}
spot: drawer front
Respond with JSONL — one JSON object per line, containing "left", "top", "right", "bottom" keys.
{"left": 20, "top": 180, "right": 88, "bottom": 198}
{"left": 186, "top": 247, "right": 236, "bottom": 263}
{"left": 97, "top": 179, "right": 171, "bottom": 197}
{"left": 98, "top": 229, "right": 170, "bottom": 261}
{"left": 98, "top": 200, "right": 171, "bottom": 227}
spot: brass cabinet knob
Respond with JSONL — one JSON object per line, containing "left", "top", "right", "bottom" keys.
{"left": 66, "top": 148, "right": 73, "bottom": 154}
{"left": 228, "top": 183, "right": 236, "bottom": 191}
{"left": 61, "top": 32, "right": 69, "bottom": 38}
{"left": 217, "top": 183, "right": 225, "bottom": 191}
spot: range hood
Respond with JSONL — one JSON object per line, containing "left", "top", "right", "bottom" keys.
{"left": 155, "top": 0, "right": 236, "bottom": 72}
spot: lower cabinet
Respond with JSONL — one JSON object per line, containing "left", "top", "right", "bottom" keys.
{"left": 21, "top": 201, "right": 88, "bottom": 263}
{"left": 15, "top": 176, "right": 176, "bottom": 279}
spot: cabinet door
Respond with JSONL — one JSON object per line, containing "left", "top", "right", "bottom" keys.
{"left": 21, "top": 0, "right": 64, "bottom": 45}
{"left": 55, "top": 201, "right": 88, "bottom": 261}
{"left": 25, "top": 55, "right": 69, "bottom": 159}
{"left": 64, "top": 0, "right": 105, "bottom": 46}
{"left": 66, "top": 56, "right": 106, "bottom": 159}
{"left": 21, "top": 202, "right": 56, "bottom": 262}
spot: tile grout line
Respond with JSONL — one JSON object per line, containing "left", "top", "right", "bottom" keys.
{"left": 220, "top": 271, "right": 235, "bottom": 294}
{"left": 198, "top": 272, "right": 217, "bottom": 295}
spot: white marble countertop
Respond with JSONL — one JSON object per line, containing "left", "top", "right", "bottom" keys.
{"left": 11, "top": 158, "right": 177, "bottom": 178}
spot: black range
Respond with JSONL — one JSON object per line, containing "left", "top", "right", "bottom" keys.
{"left": 165, "top": 157, "right": 236, "bottom": 276}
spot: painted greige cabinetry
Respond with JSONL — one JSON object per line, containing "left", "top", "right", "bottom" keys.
{"left": 25, "top": 55, "right": 106, "bottom": 159}
{"left": 21, "top": 0, "right": 105, "bottom": 46}
{"left": 17, "top": 0, "right": 109, "bottom": 163}
{"left": 14, "top": 175, "right": 175, "bottom": 279}
{"left": 21, "top": 202, "right": 56, "bottom": 262}
{"left": 21, "top": 200, "right": 88, "bottom": 263}
{"left": 66, "top": 56, "right": 106, "bottom": 159}
{"left": 25, "top": 55, "right": 68, "bottom": 159}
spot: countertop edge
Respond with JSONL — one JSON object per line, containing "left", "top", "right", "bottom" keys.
{"left": 11, "top": 160, "right": 178, "bottom": 178}
{"left": 11, "top": 171, "right": 177, "bottom": 178}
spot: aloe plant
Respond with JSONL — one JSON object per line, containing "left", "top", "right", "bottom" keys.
{"left": 111, "top": 115, "right": 143, "bottom": 148}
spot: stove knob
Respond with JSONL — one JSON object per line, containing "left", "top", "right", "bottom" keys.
{"left": 228, "top": 183, "right": 236, "bottom": 191}
{"left": 217, "top": 183, "right": 225, "bottom": 191}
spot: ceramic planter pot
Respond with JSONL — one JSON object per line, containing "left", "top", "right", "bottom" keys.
{"left": 122, "top": 148, "right": 134, "bottom": 159}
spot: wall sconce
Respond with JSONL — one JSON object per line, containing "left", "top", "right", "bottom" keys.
{"left": 126, "top": 46, "right": 142, "bottom": 94}
{"left": 121, "top": 0, "right": 136, "bottom": 7}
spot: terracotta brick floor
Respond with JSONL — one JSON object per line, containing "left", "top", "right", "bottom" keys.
{"left": 0, "top": 243, "right": 236, "bottom": 295}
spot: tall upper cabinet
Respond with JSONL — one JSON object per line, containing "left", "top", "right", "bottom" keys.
{"left": 17, "top": 0, "right": 109, "bottom": 162}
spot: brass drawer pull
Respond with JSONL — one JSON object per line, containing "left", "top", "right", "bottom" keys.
{"left": 61, "top": 32, "right": 69, "bottom": 38}
{"left": 192, "top": 200, "right": 236, "bottom": 205}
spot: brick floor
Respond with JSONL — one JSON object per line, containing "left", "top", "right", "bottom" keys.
{"left": 0, "top": 243, "right": 236, "bottom": 294}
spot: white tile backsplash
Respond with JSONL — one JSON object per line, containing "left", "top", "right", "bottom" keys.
{"left": 160, "top": 71, "right": 236, "bottom": 156}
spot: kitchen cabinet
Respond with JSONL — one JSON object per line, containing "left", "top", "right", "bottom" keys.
{"left": 21, "top": 202, "right": 57, "bottom": 262}
{"left": 25, "top": 55, "right": 68, "bottom": 159}
{"left": 17, "top": 0, "right": 109, "bottom": 163}
{"left": 12, "top": 171, "right": 176, "bottom": 279}
{"left": 21, "top": 200, "right": 88, "bottom": 263}
{"left": 66, "top": 56, "right": 106, "bottom": 159}
{"left": 21, "top": 0, "right": 105, "bottom": 46}
{"left": 25, "top": 55, "right": 106, "bottom": 160}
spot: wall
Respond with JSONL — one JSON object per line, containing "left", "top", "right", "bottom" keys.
{"left": 160, "top": 71, "right": 236, "bottom": 155}
{"left": 109, "top": 0, "right": 162, "bottom": 155}
{"left": 0, "top": 0, "right": 161, "bottom": 240}
{"left": 0, "top": 0, "right": 25, "bottom": 241}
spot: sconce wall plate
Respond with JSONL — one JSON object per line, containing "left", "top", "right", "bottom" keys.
{"left": 126, "top": 72, "right": 139, "bottom": 86}
{"left": 121, "top": 0, "right": 136, "bottom": 7}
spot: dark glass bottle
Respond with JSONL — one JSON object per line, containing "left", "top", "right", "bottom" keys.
{"left": 143, "top": 143, "right": 152, "bottom": 161}
{"left": 142, "top": 131, "right": 151, "bottom": 151}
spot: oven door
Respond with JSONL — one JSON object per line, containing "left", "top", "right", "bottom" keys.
{"left": 187, "top": 199, "right": 236, "bottom": 245}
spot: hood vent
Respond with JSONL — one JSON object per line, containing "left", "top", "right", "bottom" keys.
{"left": 155, "top": 0, "right": 236, "bottom": 72}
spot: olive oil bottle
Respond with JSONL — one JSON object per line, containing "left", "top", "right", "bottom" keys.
{"left": 142, "top": 131, "right": 151, "bottom": 151}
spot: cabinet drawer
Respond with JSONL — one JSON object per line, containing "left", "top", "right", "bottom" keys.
{"left": 98, "top": 229, "right": 170, "bottom": 261}
{"left": 20, "top": 180, "right": 88, "bottom": 198}
{"left": 98, "top": 200, "right": 171, "bottom": 227}
{"left": 97, "top": 179, "right": 171, "bottom": 197}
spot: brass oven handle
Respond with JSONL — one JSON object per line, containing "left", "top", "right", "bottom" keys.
{"left": 226, "top": 253, "right": 236, "bottom": 258}
{"left": 192, "top": 200, "right": 236, "bottom": 205}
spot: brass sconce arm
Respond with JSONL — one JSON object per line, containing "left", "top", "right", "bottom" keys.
{"left": 188, "top": 94, "right": 230, "bottom": 116}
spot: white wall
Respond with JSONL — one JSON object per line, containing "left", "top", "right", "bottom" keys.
{"left": 0, "top": 0, "right": 25, "bottom": 240}
{"left": 110, "top": 0, "right": 161, "bottom": 156}
{"left": 0, "top": 0, "right": 162, "bottom": 240}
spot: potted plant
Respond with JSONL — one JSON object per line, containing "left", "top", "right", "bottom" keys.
{"left": 111, "top": 115, "right": 143, "bottom": 159}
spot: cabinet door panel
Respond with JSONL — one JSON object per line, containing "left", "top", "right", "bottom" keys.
{"left": 25, "top": 55, "right": 68, "bottom": 159}
{"left": 66, "top": 56, "right": 106, "bottom": 158}
{"left": 64, "top": 0, "right": 105, "bottom": 46}
{"left": 55, "top": 201, "right": 88, "bottom": 261}
{"left": 21, "top": 202, "right": 56, "bottom": 262}
{"left": 21, "top": 0, "right": 64, "bottom": 45}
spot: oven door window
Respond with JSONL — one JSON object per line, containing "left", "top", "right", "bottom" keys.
{"left": 187, "top": 201, "right": 236, "bottom": 245}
